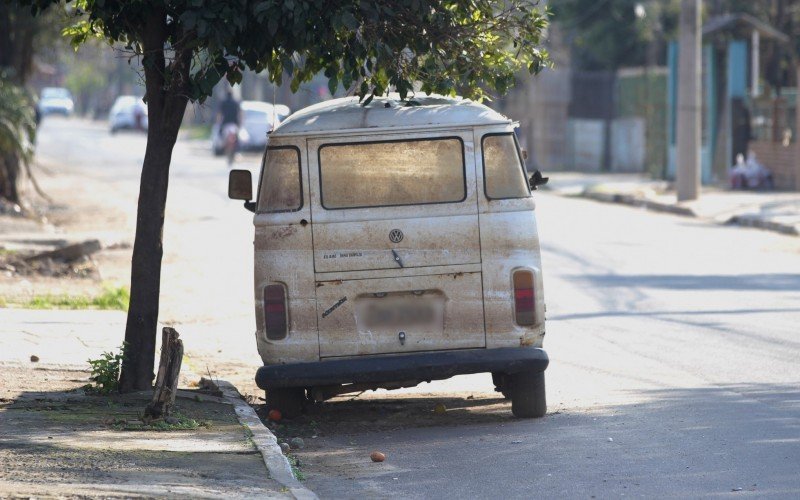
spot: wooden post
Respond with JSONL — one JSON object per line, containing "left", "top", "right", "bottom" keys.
{"left": 144, "top": 327, "right": 183, "bottom": 420}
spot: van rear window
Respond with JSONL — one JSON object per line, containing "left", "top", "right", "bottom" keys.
{"left": 482, "top": 133, "right": 530, "bottom": 200}
{"left": 258, "top": 146, "right": 302, "bottom": 212}
{"left": 318, "top": 137, "right": 466, "bottom": 209}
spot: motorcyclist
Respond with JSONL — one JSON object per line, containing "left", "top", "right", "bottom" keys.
{"left": 217, "top": 90, "right": 242, "bottom": 164}
{"left": 217, "top": 89, "right": 242, "bottom": 132}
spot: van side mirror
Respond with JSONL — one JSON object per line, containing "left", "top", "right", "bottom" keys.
{"left": 528, "top": 170, "right": 549, "bottom": 191}
{"left": 228, "top": 169, "right": 256, "bottom": 212}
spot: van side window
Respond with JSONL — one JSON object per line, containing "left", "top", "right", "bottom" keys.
{"left": 258, "top": 146, "right": 302, "bottom": 212}
{"left": 482, "top": 133, "right": 530, "bottom": 200}
{"left": 318, "top": 137, "right": 466, "bottom": 209}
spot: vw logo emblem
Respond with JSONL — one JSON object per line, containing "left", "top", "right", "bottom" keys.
{"left": 389, "top": 229, "right": 404, "bottom": 243}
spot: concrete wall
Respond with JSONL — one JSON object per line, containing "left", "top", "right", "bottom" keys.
{"left": 750, "top": 140, "right": 799, "bottom": 190}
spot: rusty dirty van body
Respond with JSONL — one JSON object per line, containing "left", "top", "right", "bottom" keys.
{"left": 228, "top": 94, "right": 550, "bottom": 418}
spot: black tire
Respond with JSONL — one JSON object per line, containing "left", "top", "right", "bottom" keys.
{"left": 266, "top": 388, "right": 306, "bottom": 419}
{"left": 491, "top": 372, "right": 511, "bottom": 399}
{"left": 509, "top": 370, "right": 546, "bottom": 418}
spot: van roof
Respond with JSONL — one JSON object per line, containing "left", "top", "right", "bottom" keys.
{"left": 271, "top": 94, "right": 512, "bottom": 137}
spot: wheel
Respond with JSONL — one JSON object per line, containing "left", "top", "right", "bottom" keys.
{"left": 491, "top": 372, "right": 510, "bottom": 399}
{"left": 508, "top": 370, "right": 546, "bottom": 418}
{"left": 266, "top": 387, "right": 306, "bottom": 419}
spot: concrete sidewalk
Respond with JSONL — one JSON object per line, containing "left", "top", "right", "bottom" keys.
{"left": 545, "top": 172, "right": 800, "bottom": 236}
{"left": 0, "top": 308, "right": 314, "bottom": 499}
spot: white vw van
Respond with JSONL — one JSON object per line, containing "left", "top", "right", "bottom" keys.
{"left": 228, "top": 94, "right": 550, "bottom": 418}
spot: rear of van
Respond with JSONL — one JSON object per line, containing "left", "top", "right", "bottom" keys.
{"left": 249, "top": 96, "right": 548, "bottom": 418}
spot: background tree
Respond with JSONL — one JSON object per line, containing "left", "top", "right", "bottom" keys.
{"left": 0, "top": 1, "right": 63, "bottom": 206}
{"left": 21, "top": 0, "right": 550, "bottom": 391}
{"left": 552, "top": 0, "right": 680, "bottom": 70}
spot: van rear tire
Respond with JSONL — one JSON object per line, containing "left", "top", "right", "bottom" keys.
{"left": 509, "top": 370, "right": 546, "bottom": 418}
{"left": 266, "top": 388, "right": 305, "bottom": 419}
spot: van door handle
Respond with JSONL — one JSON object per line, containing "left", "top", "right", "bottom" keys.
{"left": 391, "top": 249, "right": 404, "bottom": 268}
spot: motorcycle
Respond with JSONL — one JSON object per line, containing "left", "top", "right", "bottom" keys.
{"left": 221, "top": 123, "right": 239, "bottom": 166}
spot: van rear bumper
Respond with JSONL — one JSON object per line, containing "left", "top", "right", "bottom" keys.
{"left": 255, "top": 347, "right": 548, "bottom": 389}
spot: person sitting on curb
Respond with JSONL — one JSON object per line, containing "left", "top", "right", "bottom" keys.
{"left": 729, "top": 153, "right": 747, "bottom": 189}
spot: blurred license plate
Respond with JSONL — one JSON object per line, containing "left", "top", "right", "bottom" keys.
{"left": 359, "top": 298, "right": 441, "bottom": 329}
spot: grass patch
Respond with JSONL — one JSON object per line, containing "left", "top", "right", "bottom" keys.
{"left": 21, "top": 286, "right": 129, "bottom": 311}
{"left": 286, "top": 454, "right": 306, "bottom": 481}
{"left": 181, "top": 123, "right": 212, "bottom": 140}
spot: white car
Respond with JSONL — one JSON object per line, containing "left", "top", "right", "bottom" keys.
{"left": 109, "top": 95, "right": 148, "bottom": 133}
{"left": 38, "top": 87, "right": 74, "bottom": 116}
{"left": 211, "top": 101, "right": 290, "bottom": 155}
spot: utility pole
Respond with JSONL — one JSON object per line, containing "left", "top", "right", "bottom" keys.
{"left": 676, "top": 0, "right": 701, "bottom": 201}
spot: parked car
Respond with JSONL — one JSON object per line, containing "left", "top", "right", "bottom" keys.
{"left": 211, "top": 101, "right": 290, "bottom": 155}
{"left": 109, "top": 95, "right": 148, "bottom": 133}
{"left": 227, "top": 94, "right": 550, "bottom": 419}
{"left": 38, "top": 87, "right": 74, "bottom": 116}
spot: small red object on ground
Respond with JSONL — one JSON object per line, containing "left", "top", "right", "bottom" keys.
{"left": 268, "top": 409, "right": 282, "bottom": 422}
{"left": 370, "top": 451, "right": 386, "bottom": 462}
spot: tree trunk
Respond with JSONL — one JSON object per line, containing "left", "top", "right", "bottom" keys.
{"left": 0, "top": 152, "right": 21, "bottom": 205}
{"left": 118, "top": 10, "right": 190, "bottom": 392}
{"left": 118, "top": 107, "right": 184, "bottom": 391}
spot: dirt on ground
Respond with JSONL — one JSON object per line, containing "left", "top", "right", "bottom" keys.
{"left": 0, "top": 157, "right": 134, "bottom": 305}
{"left": 0, "top": 363, "right": 288, "bottom": 498}
{"left": 1, "top": 251, "right": 98, "bottom": 280}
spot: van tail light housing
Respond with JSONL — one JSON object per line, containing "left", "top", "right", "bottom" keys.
{"left": 263, "top": 284, "right": 288, "bottom": 340}
{"left": 513, "top": 270, "right": 536, "bottom": 326}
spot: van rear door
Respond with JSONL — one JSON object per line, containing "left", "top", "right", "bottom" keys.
{"left": 307, "top": 130, "right": 485, "bottom": 357}
{"left": 309, "top": 132, "right": 480, "bottom": 272}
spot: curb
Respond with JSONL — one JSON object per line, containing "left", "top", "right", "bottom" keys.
{"left": 727, "top": 214, "right": 800, "bottom": 236}
{"left": 579, "top": 189, "right": 799, "bottom": 236}
{"left": 209, "top": 379, "right": 318, "bottom": 500}
{"left": 582, "top": 190, "right": 696, "bottom": 217}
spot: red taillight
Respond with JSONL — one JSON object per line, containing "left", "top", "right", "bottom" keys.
{"left": 513, "top": 270, "right": 536, "bottom": 326}
{"left": 263, "top": 284, "right": 288, "bottom": 340}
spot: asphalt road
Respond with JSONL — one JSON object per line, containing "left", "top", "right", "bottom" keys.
{"left": 26, "top": 117, "right": 800, "bottom": 498}
{"left": 296, "top": 188, "right": 800, "bottom": 498}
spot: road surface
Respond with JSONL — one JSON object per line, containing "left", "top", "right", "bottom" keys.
{"left": 17, "top": 117, "right": 800, "bottom": 497}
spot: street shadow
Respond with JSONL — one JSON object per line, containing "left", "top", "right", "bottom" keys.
{"left": 0, "top": 369, "right": 268, "bottom": 496}
{"left": 297, "top": 383, "right": 800, "bottom": 499}
{"left": 258, "top": 392, "right": 516, "bottom": 438}
{"left": 550, "top": 306, "right": 800, "bottom": 322}
{"left": 567, "top": 273, "right": 800, "bottom": 292}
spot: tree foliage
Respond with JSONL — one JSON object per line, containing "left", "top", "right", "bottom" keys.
{"left": 30, "top": 0, "right": 550, "bottom": 104}
{"left": 552, "top": 0, "right": 679, "bottom": 70}
{"left": 0, "top": 1, "right": 64, "bottom": 204}
{"left": 0, "top": 80, "right": 36, "bottom": 168}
